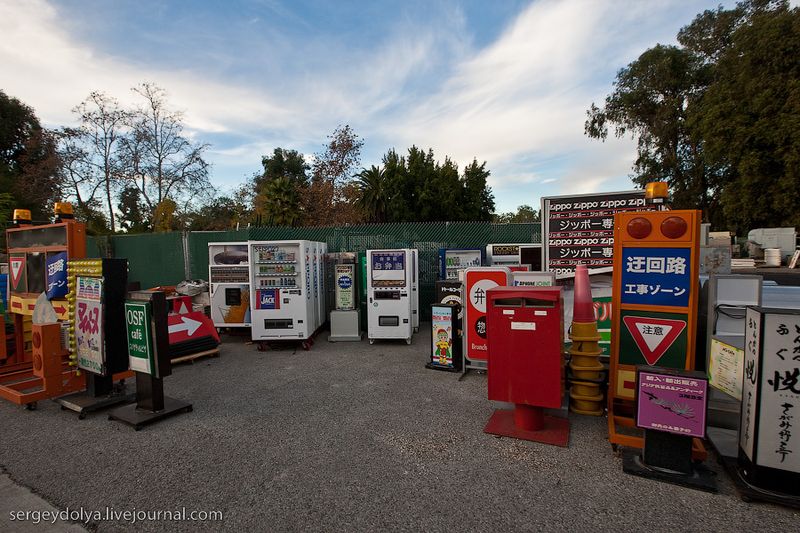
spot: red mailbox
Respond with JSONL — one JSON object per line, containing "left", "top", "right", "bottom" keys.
{"left": 483, "top": 286, "right": 569, "bottom": 446}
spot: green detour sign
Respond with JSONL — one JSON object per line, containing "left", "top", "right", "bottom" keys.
{"left": 125, "top": 301, "right": 156, "bottom": 376}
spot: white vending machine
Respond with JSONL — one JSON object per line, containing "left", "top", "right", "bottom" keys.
{"left": 411, "top": 249, "right": 419, "bottom": 333}
{"left": 249, "top": 240, "right": 325, "bottom": 348}
{"left": 208, "top": 242, "right": 251, "bottom": 328}
{"left": 367, "top": 249, "right": 416, "bottom": 345}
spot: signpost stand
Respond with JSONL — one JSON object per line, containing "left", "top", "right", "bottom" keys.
{"left": 622, "top": 366, "right": 716, "bottom": 492}
{"left": 607, "top": 209, "right": 707, "bottom": 459}
{"left": 56, "top": 259, "right": 135, "bottom": 418}
{"left": 109, "top": 290, "right": 192, "bottom": 430}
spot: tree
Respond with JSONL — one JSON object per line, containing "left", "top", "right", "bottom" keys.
{"left": 117, "top": 186, "right": 150, "bottom": 233}
{"left": 461, "top": 159, "right": 495, "bottom": 221}
{"left": 585, "top": 45, "right": 717, "bottom": 220}
{"left": 689, "top": 0, "right": 800, "bottom": 230}
{"left": 258, "top": 176, "right": 303, "bottom": 226}
{"left": 586, "top": 0, "right": 800, "bottom": 231}
{"left": 0, "top": 90, "right": 61, "bottom": 223}
{"left": 493, "top": 205, "right": 540, "bottom": 224}
{"left": 56, "top": 127, "right": 104, "bottom": 220}
{"left": 253, "top": 148, "right": 308, "bottom": 225}
{"left": 73, "top": 91, "right": 130, "bottom": 231}
{"left": 182, "top": 194, "right": 251, "bottom": 230}
{"left": 304, "top": 125, "right": 364, "bottom": 225}
{"left": 121, "top": 83, "right": 211, "bottom": 220}
{"left": 311, "top": 125, "right": 364, "bottom": 187}
{"left": 355, "top": 165, "right": 388, "bottom": 222}
{"left": 365, "top": 148, "right": 495, "bottom": 222}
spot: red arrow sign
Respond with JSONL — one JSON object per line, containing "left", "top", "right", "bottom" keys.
{"left": 167, "top": 311, "right": 220, "bottom": 345}
{"left": 53, "top": 304, "right": 67, "bottom": 315}
{"left": 622, "top": 315, "right": 687, "bottom": 365}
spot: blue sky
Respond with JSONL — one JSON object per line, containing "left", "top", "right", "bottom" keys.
{"left": 1, "top": 0, "right": 741, "bottom": 213}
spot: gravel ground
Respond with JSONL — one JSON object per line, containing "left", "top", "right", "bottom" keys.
{"left": 0, "top": 327, "right": 798, "bottom": 532}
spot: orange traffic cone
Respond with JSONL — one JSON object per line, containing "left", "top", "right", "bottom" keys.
{"left": 569, "top": 265, "right": 604, "bottom": 416}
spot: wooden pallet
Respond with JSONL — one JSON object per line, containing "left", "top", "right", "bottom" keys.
{"left": 171, "top": 348, "right": 220, "bottom": 365}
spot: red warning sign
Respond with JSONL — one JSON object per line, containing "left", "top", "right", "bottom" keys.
{"left": 9, "top": 255, "right": 26, "bottom": 291}
{"left": 622, "top": 315, "right": 686, "bottom": 365}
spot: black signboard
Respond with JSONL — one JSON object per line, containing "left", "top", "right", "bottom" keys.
{"left": 541, "top": 191, "right": 653, "bottom": 275}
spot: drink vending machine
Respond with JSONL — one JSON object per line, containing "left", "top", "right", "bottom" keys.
{"left": 438, "top": 248, "right": 483, "bottom": 280}
{"left": 411, "top": 249, "right": 419, "bottom": 333}
{"left": 248, "top": 240, "right": 326, "bottom": 350}
{"left": 367, "top": 249, "right": 416, "bottom": 345}
{"left": 487, "top": 243, "right": 543, "bottom": 271}
{"left": 328, "top": 254, "right": 362, "bottom": 342}
{"left": 208, "top": 242, "right": 251, "bottom": 328}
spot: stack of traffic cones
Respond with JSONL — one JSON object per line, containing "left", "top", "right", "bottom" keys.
{"left": 568, "top": 265, "right": 605, "bottom": 416}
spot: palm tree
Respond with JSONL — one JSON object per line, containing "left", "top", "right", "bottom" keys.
{"left": 261, "top": 176, "right": 301, "bottom": 226}
{"left": 355, "top": 165, "right": 388, "bottom": 222}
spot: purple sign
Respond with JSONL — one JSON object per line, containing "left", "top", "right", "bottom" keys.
{"left": 636, "top": 369, "right": 708, "bottom": 439}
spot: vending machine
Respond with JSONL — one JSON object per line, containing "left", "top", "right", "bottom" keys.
{"left": 438, "top": 248, "right": 483, "bottom": 280}
{"left": 208, "top": 242, "right": 251, "bottom": 328}
{"left": 328, "top": 256, "right": 362, "bottom": 342}
{"left": 249, "top": 240, "right": 325, "bottom": 348}
{"left": 367, "top": 249, "right": 416, "bottom": 344}
{"left": 487, "top": 243, "right": 543, "bottom": 271}
{"left": 411, "top": 249, "right": 419, "bottom": 333}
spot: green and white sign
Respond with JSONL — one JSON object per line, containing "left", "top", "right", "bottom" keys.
{"left": 125, "top": 301, "right": 156, "bottom": 375}
{"left": 335, "top": 264, "right": 355, "bottom": 310}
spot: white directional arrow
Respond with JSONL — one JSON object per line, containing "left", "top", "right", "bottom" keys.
{"left": 168, "top": 316, "right": 203, "bottom": 336}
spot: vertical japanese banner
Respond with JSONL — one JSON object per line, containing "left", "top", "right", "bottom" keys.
{"left": 75, "top": 276, "right": 104, "bottom": 374}
{"left": 464, "top": 268, "right": 509, "bottom": 363}
{"left": 756, "top": 310, "right": 800, "bottom": 472}
{"left": 46, "top": 251, "right": 68, "bottom": 299}
{"left": 740, "top": 307, "right": 761, "bottom": 460}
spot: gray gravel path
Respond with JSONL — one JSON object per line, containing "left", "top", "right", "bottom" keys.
{"left": 0, "top": 328, "right": 798, "bottom": 532}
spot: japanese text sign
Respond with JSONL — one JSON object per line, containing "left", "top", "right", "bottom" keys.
{"left": 542, "top": 190, "right": 652, "bottom": 274}
{"left": 463, "top": 267, "right": 509, "bottom": 362}
{"left": 335, "top": 264, "right": 355, "bottom": 310}
{"left": 636, "top": 368, "right": 708, "bottom": 438}
{"left": 742, "top": 307, "right": 800, "bottom": 473}
{"left": 45, "top": 252, "right": 68, "bottom": 299}
{"left": 75, "top": 276, "right": 104, "bottom": 374}
{"left": 620, "top": 247, "right": 691, "bottom": 307}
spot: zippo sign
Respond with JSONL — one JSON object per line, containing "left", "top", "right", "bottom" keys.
{"left": 463, "top": 267, "right": 510, "bottom": 365}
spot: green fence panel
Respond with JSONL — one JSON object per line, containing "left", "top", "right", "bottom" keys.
{"left": 93, "top": 222, "right": 541, "bottom": 320}
{"left": 247, "top": 222, "right": 541, "bottom": 321}
{"left": 187, "top": 230, "right": 249, "bottom": 280}
{"left": 112, "top": 232, "right": 186, "bottom": 289}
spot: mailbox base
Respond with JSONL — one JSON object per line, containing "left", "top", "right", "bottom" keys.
{"left": 484, "top": 405, "right": 570, "bottom": 447}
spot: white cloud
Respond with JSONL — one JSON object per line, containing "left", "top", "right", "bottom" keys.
{"left": 0, "top": 0, "right": 725, "bottom": 210}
